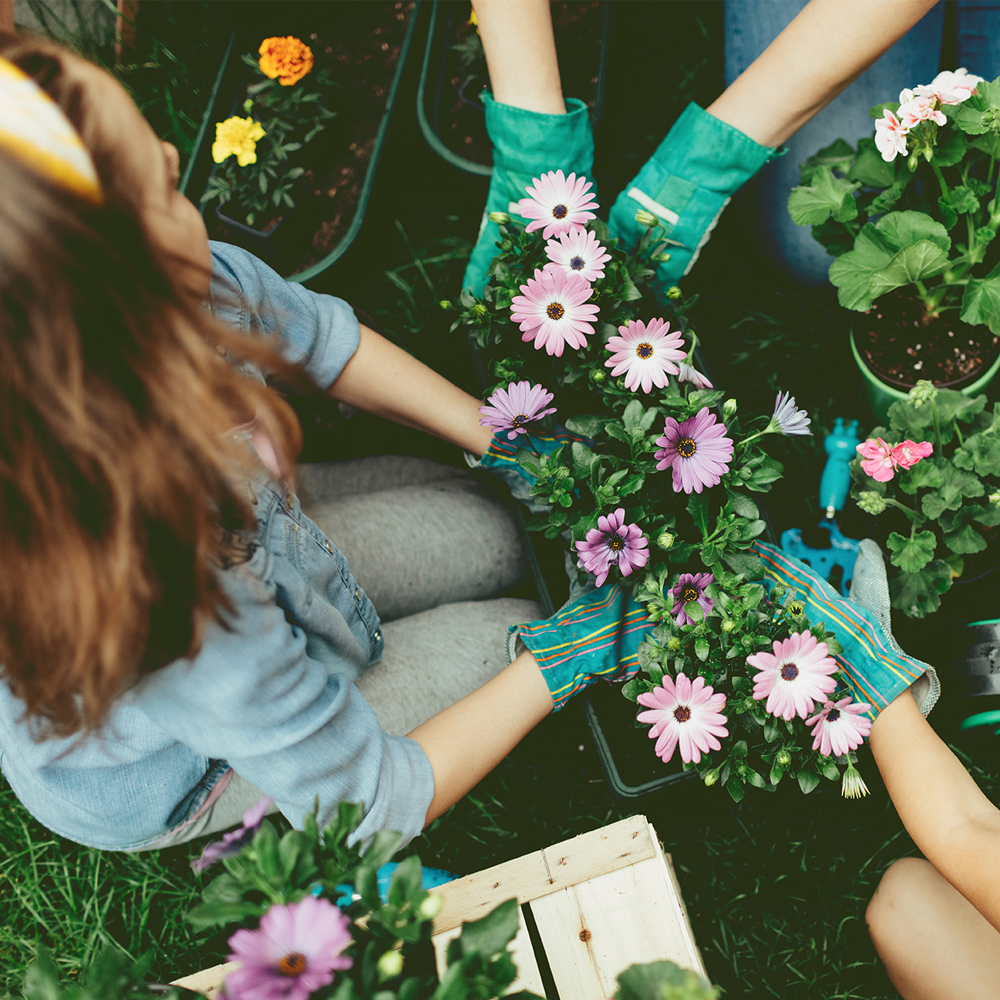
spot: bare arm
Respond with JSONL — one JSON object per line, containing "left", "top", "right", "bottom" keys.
{"left": 408, "top": 650, "right": 552, "bottom": 824}
{"left": 327, "top": 323, "right": 494, "bottom": 458}
{"left": 869, "top": 693, "right": 1000, "bottom": 931}
{"left": 708, "top": 0, "right": 940, "bottom": 147}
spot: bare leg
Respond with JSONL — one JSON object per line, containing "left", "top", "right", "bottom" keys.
{"left": 867, "top": 857, "right": 1000, "bottom": 1000}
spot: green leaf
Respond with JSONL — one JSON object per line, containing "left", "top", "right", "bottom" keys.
{"left": 787, "top": 166, "right": 861, "bottom": 226}
{"left": 961, "top": 260, "right": 1000, "bottom": 335}
{"left": 889, "top": 560, "right": 953, "bottom": 618}
{"left": 454, "top": 898, "right": 520, "bottom": 960}
{"left": 849, "top": 136, "right": 901, "bottom": 187}
{"left": 941, "top": 181, "right": 981, "bottom": 216}
{"left": 955, "top": 432, "right": 1000, "bottom": 476}
{"left": 868, "top": 240, "right": 950, "bottom": 300}
{"left": 616, "top": 960, "right": 718, "bottom": 1000}
{"left": 921, "top": 468, "right": 985, "bottom": 518}
{"left": 622, "top": 399, "right": 647, "bottom": 436}
{"left": 797, "top": 768, "right": 820, "bottom": 794}
{"left": 943, "top": 522, "right": 988, "bottom": 555}
{"left": 897, "top": 458, "right": 944, "bottom": 493}
{"left": 564, "top": 414, "right": 606, "bottom": 438}
{"left": 943, "top": 98, "right": 988, "bottom": 135}
{"left": 726, "top": 775, "right": 746, "bottom": 803}
{"left": 798, "top": 138, "right": 856, "bottom": 185}
{"left": 388, "top": 855, "right": 424, "bottom": 906}
{"left": 570, "top": 441, "right": 600, "bottom": 479}
{"left": 724, "top": 551, "right": 765, "bottom": 582}
{"left": 876, "top": 210, "right": 951, "bottom": 253}
{"left": 829, "top": 224, "right": 895, "bottom": 311}
{"left": 694, "top": 636, "right": 710, "bottom": 662}
{"left": 817, "top": 756, "right": 841, "bottom": 782}
{"left": 870, "top": 181, "right": 907, "bottom": 215}
{"left": 886, "top": 529, "right": 938, "bottom": 572}
{"left": 933, "top": 129, "right": 970, "bottom": 167}
{"left": 726, "top": 490, "right": 759, "bottom": 520}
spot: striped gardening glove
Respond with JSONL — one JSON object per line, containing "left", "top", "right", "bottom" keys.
{"left": 511, "top": 584, "right": 650, "bottom": 711}
{"left": 754, "top": 540, "right": 939, "bottom": 721}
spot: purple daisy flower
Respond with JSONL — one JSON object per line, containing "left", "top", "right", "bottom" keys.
{"left": 605, "top": 318, "right": 686, "bottom": 394}
{"left": 574, "top": 507, "right": 649, "bottom": 587}
{"left": 544, "top": 225, "right": 611, "bottom": 282}
{"left": 517, "top": 169, "right": 599, "bottom": 239}
{"left": 191, "top": 797, "right": 273, "bottom": 872}
{"left": 225, "top": 896, "right": 353, "bottom": 1000}
{"left": 669, "top": 572, "right": 714, "bottom": 626}
{"left": 654, "top": 407, "right": 735, "bottom": 494}
{"left": 768, "top": 391, "right": 812, "bottom": 436}
{"left": 478, "top": 380, "right": 557, "bottom": 440}
{"left": 510, "top": 267, "right": 600, "bottom": 357}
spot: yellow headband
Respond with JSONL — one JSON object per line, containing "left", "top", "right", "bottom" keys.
{"left": 0, "top": 56, "right": 102, "bottom": 202}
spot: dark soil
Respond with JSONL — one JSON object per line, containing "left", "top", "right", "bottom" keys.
{"left": 857, "top": 290, "right": 1000, "bottom": 390}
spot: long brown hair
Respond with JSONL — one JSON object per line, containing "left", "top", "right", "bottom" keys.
{"left": 0, "top": 35, "right": 305, "bottom": 736}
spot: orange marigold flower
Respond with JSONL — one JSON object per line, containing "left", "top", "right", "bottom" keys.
{"left": 258, "top": 36, "right": 314, "bottom": 86}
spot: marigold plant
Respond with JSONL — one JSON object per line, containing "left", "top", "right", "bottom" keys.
{"left": 258, "top": 35, "right": 315, "bottom": 86}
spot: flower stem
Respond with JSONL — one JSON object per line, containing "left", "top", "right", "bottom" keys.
{"left": 931, "top": 397, "right": 943, "bottom": 453}
{"left": 886, "top": 497, "right": 923, "bottom": 523}
{"left": 930, "top": 160, "right": 950, "bottom": 200}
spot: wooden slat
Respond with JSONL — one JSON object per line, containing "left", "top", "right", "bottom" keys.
{"left": 171, "top": 961, "right": 235, "bottom": 996}
{"left": 432, "top": 814, "right": 655, "bottom": 934}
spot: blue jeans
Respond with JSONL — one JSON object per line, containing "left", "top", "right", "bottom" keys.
{"left": 725, "top": 0, "right": 1000, "bottom": 284}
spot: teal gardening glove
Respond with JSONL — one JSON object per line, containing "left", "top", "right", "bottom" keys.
{"left": 463, "top": 92, "right": 595, "bottom": 296}
{"left": 607, "top": 103, "right": 781, "bottom": 302}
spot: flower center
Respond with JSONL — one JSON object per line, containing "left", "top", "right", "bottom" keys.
{"left": 608, "top": 534, "right": 625, "bottom": 552}
{"left": 780, "top": 662, "right": 799, "bottom": 681}
{"left": 569, "top": 255, "right": 585, "bottom": 270}
{"left": 511, "top": 413, "right": 528, "bottom": 427}
{"left": 673, "top": 705, "right": 691, "bottom": 723}
{"left": 546, "top": 302, "right": 565, "bottom": 320}
{"left": 552, "top": 203, "right": 568, "bottom": 219}
{"left": 826, "top": 708, "right": 841, "bottom": 723}
{"left": 277, "top": 953, "right": 307, "bottom": 977}
{"left": 683, "top": 587, "right": 698, "bottom": 602}
{"left": 677, "top": 437, "right": 696, "bottom": 458}
{"left": 636, "top": 342, "right": 654, "bottom": 359}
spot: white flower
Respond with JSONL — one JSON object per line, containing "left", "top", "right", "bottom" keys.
{"left": 897, "top": 88, "right": 947, "bottom": 128}
{"left": 677, "top": 362, "right": 713, "bottom": 389}
{"left": 874, "top": 108, "right": 909, "bottom": 162}
{"left": 913, "top": 68, "right": 984, "bottom": 105}
{"left": 544, "top": 225, "right": 611, "bottom": 282}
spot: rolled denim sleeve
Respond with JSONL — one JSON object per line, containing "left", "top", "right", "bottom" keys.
{"left": 209, "top": 242, "right": 361, "bottom": 390}
{"left": 132, "top": 550, "right": 434, "bottom": 846}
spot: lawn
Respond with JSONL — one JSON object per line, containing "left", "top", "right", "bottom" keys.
{"left": 1, "top": 3, "right": 997, "bottom": 998}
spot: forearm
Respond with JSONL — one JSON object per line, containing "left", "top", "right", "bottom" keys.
{"left": 708, "top": 0, "right": 939, "bottom": 147}
{"left": 328, "top": 324, "right": 494, "bottom": 457}
{"left": 409, "top": 651, "right": 552, "bottom": 825}
{"left": 869, "top": 693, "right": 1000, "bottom": 929}
{"left": 472, "top": 0, "right": 565, "bottom": 114}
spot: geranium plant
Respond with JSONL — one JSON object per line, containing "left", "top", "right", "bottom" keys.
{"left": 851, "top": 379, "right": 1000, "bottom": 618}
{"left": 202, "top": 36, "right": 338, "bottom": 228}
{"left": 455, "top": 172, "right": 872, "bottom": 801}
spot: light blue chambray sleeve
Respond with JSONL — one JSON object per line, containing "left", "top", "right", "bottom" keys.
{"left": 209, "top": 242, "right": 361, "bottom": 390}
{"left": 131, "top": 549, "right": 434, "bottom": 847}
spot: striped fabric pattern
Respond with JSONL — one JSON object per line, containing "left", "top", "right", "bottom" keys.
{"left": 755, "top": 542, "right": 928, "bottom": 719}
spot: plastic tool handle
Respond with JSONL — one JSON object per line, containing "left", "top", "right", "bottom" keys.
{"left": 820, "top": 418, "right": 861, "bottom": 517}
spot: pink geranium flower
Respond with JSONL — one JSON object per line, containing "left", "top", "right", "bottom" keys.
{"left": 807, "top": 697, "right": 873, "bottom": 757}
{"left": 913, "top": 68, "right": 983, "bottom": 105}
{"left": 478, "top": 380, "right": 557, "bottom": 440}
{"left": 669, "top": 572, "right": 714, "bottom": 627}
{"left": 637, "top": 672, "right": 729, "bottom": 764}
{"left": 748, "top": 631, "right": 839, "bottom": 721}
{"left": 226, "top": 896, "right": 353, "bottom": 1000}
{"left": 897, "top": 88, "right": 947, "bottom": 128}
{"left": 857, "top": 437, "right": 899, "bottom": 482}
{"left": 892, "top": 439, "right": 933, "bottom": 470}
{"left": 605, "top": 318, "right": 686, "bottom": 394}
{"left": 655, "top": 407, "right": 735, "bottom": 494}
{"left": 677, "top": 362, "right": 713, "bottom": 389}
{"left": 544, "top": 225, "right": 611, "bottom": 282}
{"left": 574, "top": 507, "right": 649, "bottom": 586}
{"left": 510, "top": 267, "right": 599, "bottom": 356}
{"left": 874, "top": 108, "right": 909, "bottom": 162}
{"left": 517, "top": 170, "right": 598, "bottom": 239}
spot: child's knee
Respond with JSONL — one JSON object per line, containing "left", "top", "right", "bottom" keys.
{"left": 866, "top": 856, "right": 934, "bottom": 948}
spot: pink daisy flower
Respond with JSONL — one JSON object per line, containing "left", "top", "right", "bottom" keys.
{"left": 655, "top": 407, "right": 735, "bottom": 494}
{"left": 748, "top": 630, "right": 839, "bottom": 722}
{"left": 669, "top": 572, "right": 714, "bottom": 626}
{"left": 574, "top": 507, "right": 649, "bottom": 587}
{"left": 192, "top": 797, "right": 273, "bottom": 872}
{"left": 874, "top": 108, "right": 909, "bottom": 162}
{"left": 605, "top": 318, "right": 686, "bottom": 394}
{"left": 517, "top": 170, "right": 599, "bottom": 239}
{"left": 769, "top": 391, "right": 812, "bottom": 436}
{"left": 510, "top": 267, "right": 599, "bottom": 357}
{"left": 913, "top": 68, "right": 983, "bottom": 105}
{"left": 891, "top": 439, "right": 933, "bottom": 470}
{"left": 544, "top": 225, "right": 611, "bottom": 282}
{"left": 677, "top": 362, "right": 713, "bottom": 389}
{"left": 226, "top": 896, "right": 353, "bottom": 1000}
{"left": 807, "top": 697, "right": 873, "bottom": 757}
{"left": 856, "top": 437, "right": 899, "bottom": 482}
{"left": 896, "top": 88, "right": 947, "bottom": 129}
{"left": 478, "top": 380, "right": 557, "bottom": 440}
{"left": 636, "top": 672, "right": 729, "bottom": 764}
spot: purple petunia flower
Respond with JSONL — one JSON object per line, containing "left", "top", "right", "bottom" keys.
{"left": 654, "top": 407, "right": 735, "bottom": 494}
{"left": 669, "top": 572, "right": 714, "bottom": 626}
{"left": 192, "top": 797, "right": 273, "bottom": 872}
{"left": 478, "top": 380, "right": 557, "bottom": 440}
{"left": 225, "top": 896, "right": 353, "bottom": 1000}
{"left": 574, "top": 507, "right": 649, "bottom": 587}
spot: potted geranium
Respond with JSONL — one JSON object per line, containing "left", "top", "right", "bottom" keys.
{"left": 788, "top": 68, "right": 1000, "bottom": 420}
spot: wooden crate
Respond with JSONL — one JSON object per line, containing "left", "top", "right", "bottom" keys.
{"left": 173, "top": 814, "right": 704, "bottom": 999}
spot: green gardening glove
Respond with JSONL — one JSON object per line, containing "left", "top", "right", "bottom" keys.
{"left": 511, "top": 584, "right": 650, "bottom": 711}
{"left": 754, "top": 541, "right": 939, "bottom": 722}
{"left": 607, "top": 102, "right": 781, "bottom": 302}
{"left": 463, "top": 92, "right": 595, "bottom": 296}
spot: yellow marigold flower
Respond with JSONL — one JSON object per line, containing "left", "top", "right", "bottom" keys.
{"left": 258, "top": 35, "right": 314, "bottom": 86}
{"left": 212, "top": 116, "right": 266, "bottom": 166}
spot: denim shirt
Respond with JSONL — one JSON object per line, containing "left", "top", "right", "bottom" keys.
{"left": 0, "top": 244, "right": 435, "bottom": 850}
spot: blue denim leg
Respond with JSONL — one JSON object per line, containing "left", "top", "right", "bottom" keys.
{"left": 955, "top": 1, "right": 1000, "bottom": 78}
{"left": 724, "top": 0, "right": 945, "bottom": 285}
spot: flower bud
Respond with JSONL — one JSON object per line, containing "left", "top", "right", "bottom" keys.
{"left": 500, "top": 239, "right": 514, "bottom": 252}
{"left": 720, "top": 618, "right": 735, "bottom": 633}
{"left": 667, "top": 636, "right": 682, "bottom": 652}
{"left": 488, "top": 211, "right": 511, "bottom": 225}
{"left": 377, "top": 950, "right": 404, "bottom": 981}
{"left": 242, "top": 98, "right": 254, "bottom": 114}
{"left": 991, "top": 491, "right": 1000, "bottom": 509}
{"left": 722, "top": 399, "right": 738, "bottom": 418}
{"left": 652, "top": 251, "right": 672, "bottom": 263}
{"left": 703, "top": 768, "right": 719, "bottom": 787}
{"left": 439, "top": 300, "right": 451, "bottom": 311}
{"left": 856, "top": 491, "right": 887, "bottom": 515}
{"left": 786, "top": 600, "right": 805, "bottom": 616}
{"left": 922, "top": 145, "right": 934, "bottom": 162}
{"left": 634, "top": 209, "right": 659, "bottom": 228}
{"left": 656, "top": 531, "right": 676, "bottom": 550}
{"left": 908, "top": 379, "right": 938, "bottom": 407}
{"left": 471, "top": 303, "right": 487, "bottom": 319}
{"left": 418, "top": 893, "right": 444, "bottom": 920}
{"left": 776, "top": 748, "right": 792, "bottom": 766}
{"left": 590, "top": 368, "right": 607, "bottom": 384}
{"left": 907, "top": 151, "right": 920, "bottom": 172}
{"left": 665, "top": 285, "right": 682, "bottom": 300}
{"left": 771, "top": 584, "right": 786, "bottom": 600}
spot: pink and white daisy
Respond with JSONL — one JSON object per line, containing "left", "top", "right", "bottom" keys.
{"left": 517, "top": 169, "right": 599, "bottom": 239}
{"left": 768, "top": 391, "right": 812, "bottom": 436}
{"left": 510, "top": 267, "right": 599, "bottom": 357}
{"left": 856, "top": 437, "right": 899, "bottom": 482}
{"left": 574, "top": 507, "right": 649, "bottom": 586}
{"left": 896, "top": 88, "right": 947, "bottom": 129}
{"left": 677, "top": 362, "right": 713, "bottom": 389}
{"left": 544, "top": 225, "right": 611, "bottom": 282}
{"left": 655, "top": 407, "right": 735, "bottom": 494}
{"left": 891, "top": 439, "right": 933, "bottom": 470}
{"left": 913, "top": 68, "right": 983, "bottom": 105}
{"left": 636, "top": 672, "right": 729, "bottom": 764}
{"left": 478, "top": 380, "right": 557, "bottom": 440}
{"left": 605, "top": 318, "right": 686, "bottom": 394}
{"left": 807, "top": 696, "right": 873, "bottom": 757}
{"left": 669, "top": 572, "right": 714, "bottom": 626}
{"left": 874, "top": 108, "right": 909, "bottom": 162}
{"left": 226, "top": 896, "right": 353, "bottom": 1000}
{"left": 748, "top": 630, "right": 839, "bottom": 721}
